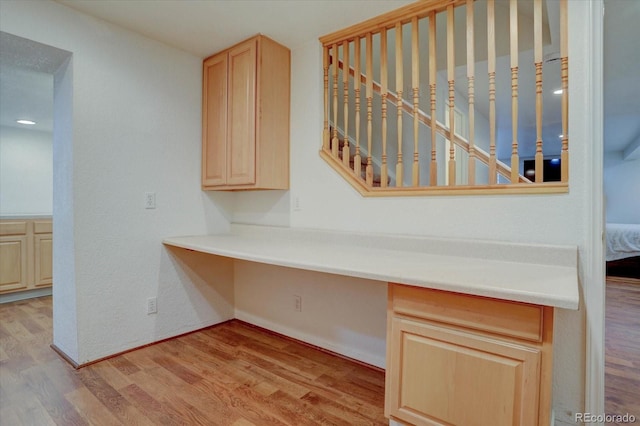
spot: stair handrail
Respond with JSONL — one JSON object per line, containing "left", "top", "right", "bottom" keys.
{"left": 338, "top": 59, "right": 531, "bottom": 183}
{"left": 319, "top": 0, "right": 568, "bottom": 196}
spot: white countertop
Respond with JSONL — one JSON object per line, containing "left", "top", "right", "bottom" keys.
{"left": 0, "top": 214, "right": 52, "bottom": 220}
{"left": 163, "top": 224, "right": 579, "bottom": 310}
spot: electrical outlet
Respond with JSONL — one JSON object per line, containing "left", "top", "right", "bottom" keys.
{"left": 147, "top": 297, "right": 157, "bottom": 314}
{"left": 144, "top": 192, "right": 156, "bottom": 209}
{"left": 294, "top": 295, "right": 302, "bottom": 312}
{"left": 293, "top": 196, "right": 301, "bottom": 211}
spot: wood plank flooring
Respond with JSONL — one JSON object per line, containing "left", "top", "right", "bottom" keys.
{"left": 0, "top": 297, "right": 387, "bottom": 425}
{"left": 605, "top": 278, "right": 640, "bottom": 424}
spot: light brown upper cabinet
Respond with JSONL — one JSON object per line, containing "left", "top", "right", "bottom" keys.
{"left": 202, "top": 35, "right": 290, "bottom": 190}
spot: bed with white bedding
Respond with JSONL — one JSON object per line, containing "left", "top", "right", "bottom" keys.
{"left": 606, "top": 223, "right": 640, "bottom": 279}
{"left": 606, "top": 223, "right": 640, "bottom": 261}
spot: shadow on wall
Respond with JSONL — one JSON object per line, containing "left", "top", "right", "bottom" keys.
{"left": 233, "top": 260, "right": 388, "bottom": 368}
{"left": 160, "top": 246, "right": 235, "bottom": 329}
{"left": 203, "top": 189, "right": 291, "bottom": 229}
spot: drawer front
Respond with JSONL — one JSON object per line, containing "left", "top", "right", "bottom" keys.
{"left": 0, "top": 221, "right": 28, "bottom": 236}
{"left": 390, "top": 283, "right": 544, "bottom": 342}
{"left": 34, "top": 221, "right": 53, "bottom": 234}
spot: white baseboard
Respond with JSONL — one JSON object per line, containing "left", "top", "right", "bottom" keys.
{"left": 235, "top": 309, "right": 386, "bottom": 369}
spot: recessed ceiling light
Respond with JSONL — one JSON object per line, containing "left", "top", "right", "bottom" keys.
{"left": 553, "top": 89, "right": 563, "bottom": 95}
{"left": 16, "top": 119, "right": 36, "bottom": 125}
{"left": 559, "top": 134, "right": 564, "bottom": 138}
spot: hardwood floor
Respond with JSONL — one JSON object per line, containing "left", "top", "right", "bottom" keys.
{"left": 605, "top": 278, "right": 640, "bottom": 424}
{"left": 0, "top": 297, "right": 387, "bottom": 425}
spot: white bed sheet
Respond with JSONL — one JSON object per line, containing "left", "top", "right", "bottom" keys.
{"left": 606, "top": 223, "right": 640, "bottom": 261}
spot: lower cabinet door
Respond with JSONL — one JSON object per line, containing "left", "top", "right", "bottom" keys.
{"left": 34, "top": 234, "right": 53, "bottom": 287}
{"left": 0, "top": 236, "right": 28, "bottom": 292}
{"left": 387, "top": 317, "right": 541, "bottom": 426}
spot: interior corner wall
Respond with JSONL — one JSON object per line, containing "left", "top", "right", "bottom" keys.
{"left": 604, "top": 151, "right": 640, "bottom": 224}
{"left": 51, "top": 55, "right": 78, "bottom": 361}
{"left": 0, "top": 0, "right": 233, "bottom": 364}
{"left": 0, "top": 126, "right": 53, "bottom": 216}
{"left": 233, "top": 261, "right": 387, "bottom": 368}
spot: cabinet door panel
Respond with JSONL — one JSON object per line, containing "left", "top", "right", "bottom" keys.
{"left": 227, "top": 39, "right": 257, "bottom": 185}
{"left": 34, "top": 234, "right": 53, "bottom": 287}
{"left": 0, "top": 221, "right": 28, "bottom": 236}
{"left": 202, "top": 53, "right": 228, "bottom": 186}
{"left": 388, "top": 317, "right": 541, "bottom": 426}
{"left": 0, "top": 236, "right": 28, "bottom": 292}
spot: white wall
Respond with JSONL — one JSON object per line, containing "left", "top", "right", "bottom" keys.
{"left": 0, "top": 1, "right": 601, "bottom": 423}
{"left": 604, "top": 151, "right": 640, "bottom": 224}
{"left": 234, "top": 261, "right": 387, "bottom": 367}
{"left": 52, "top": 55, "right": 78, "bottom": 359}
{"left": 0, "top": 126, "right": 53, "bottom": 216}
{"left": 0, "top": 0, "right": 234, "bottom": 364}
{"left": 233, "top": 1, "right": 597, "bottom": 423}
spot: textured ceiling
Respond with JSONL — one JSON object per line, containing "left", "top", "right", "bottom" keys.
{"left": 55, "top": 0, "right": 415, "bottom": 58}
{"left": 0, "top": 32, "right": 71, "bottom": 133}
{"left": 0, "top": 31, "right": 70, "bottom": 74}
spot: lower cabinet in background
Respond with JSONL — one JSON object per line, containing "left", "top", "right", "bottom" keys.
{"left": 33, "top": 221, "right": 53, "bottom": 287}
{"left": 0, "top": 219, "right": 52, "bottom": 294}
{"left": 385, "top": 283, "right": 554, "bottom": 426}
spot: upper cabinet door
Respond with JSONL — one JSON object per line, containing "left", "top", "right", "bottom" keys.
{"left": 226, "top": 39, "right": 257, "bottom": 186}
{"left": 202, "top": 52, "right": 228, "bottom": 187}
{"left": 201, "top": 35, "right": 289, "bottom": 191}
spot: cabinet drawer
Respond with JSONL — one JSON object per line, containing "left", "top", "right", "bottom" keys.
{"left": 389, "top": 283, "right": 544, "bottom": 342}
{"left": 0, "top": 221, "right": 28, "bottom": 236}
{"left": 34, "top": 221, "right": 52, "bottom": 234}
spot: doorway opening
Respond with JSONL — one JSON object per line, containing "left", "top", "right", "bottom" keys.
{"left": 602, "top": 0, "right": 640, "bottom": 419}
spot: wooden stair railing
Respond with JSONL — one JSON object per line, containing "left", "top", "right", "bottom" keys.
{"left": 331, "top": 134, "right": 390, "bottom": 187}
{"left": 319, "top": 0, "right": 569, "bottom": 197}
{"left": 338, "top": 58, "right": 530, "bottom": 184}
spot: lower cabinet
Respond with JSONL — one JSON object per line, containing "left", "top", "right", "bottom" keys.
{"left": 0, "top": 233, "right": 28, "bottom": 292}
{"left": 33, "top": 220, "right": 53, "bottom": 287}
{"left": 0, "top": 218, "right": 53, "bottom": 294}
{"left": 385, "top": 284, "right": 553, "bottom": 426}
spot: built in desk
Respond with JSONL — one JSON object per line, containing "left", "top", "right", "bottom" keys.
{"left": 164, "top": 224, "right": 579, "bottom": 426}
